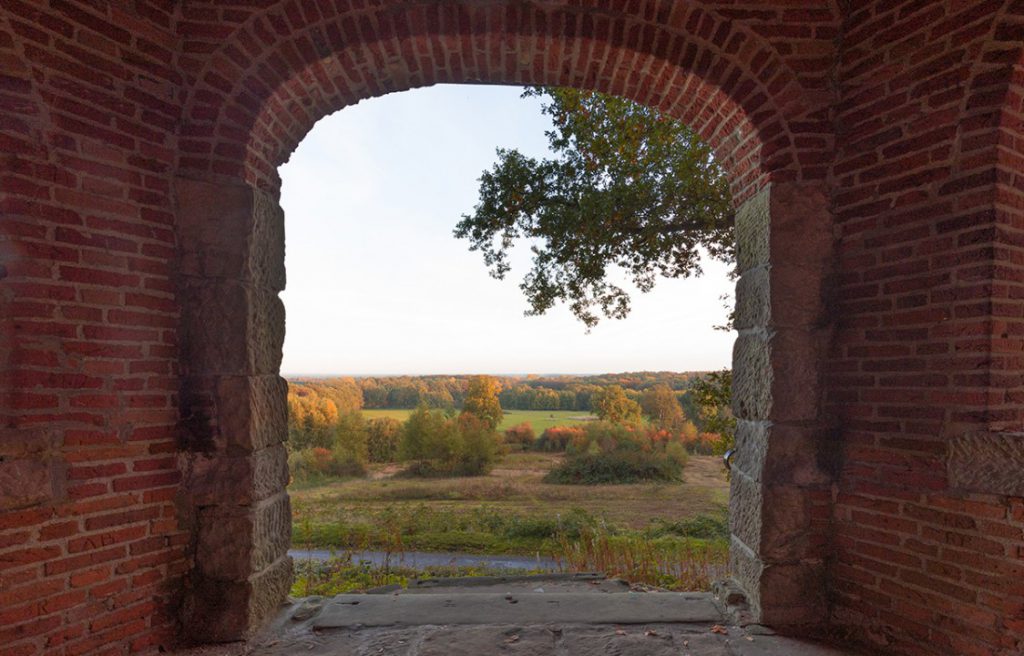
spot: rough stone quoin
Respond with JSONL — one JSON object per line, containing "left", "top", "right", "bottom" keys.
{"left": 175, "top": 177, "right": 292, "bottom": 643}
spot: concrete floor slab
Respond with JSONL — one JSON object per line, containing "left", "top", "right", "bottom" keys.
{"left": 171, "top": 623, "right": 865, "bottom": 656}
{"left": 169, "top": 578, "right": 870, "bottom": 655}
{"left": 313, "top": 592, "right": 723, "bottom": 628}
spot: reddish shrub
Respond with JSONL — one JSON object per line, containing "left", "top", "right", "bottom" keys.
{"left": 536, "top": 425, "right": 586, "bottom": 451}
{"left": 504, "top": 422, "right": 536, "bottom": 449}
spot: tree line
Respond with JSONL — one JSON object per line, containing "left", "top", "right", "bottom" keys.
{"left": 288, "top": 376, "right": 507, "bottom": 482}
{"left": 288, "top": 371, "right": 704, "bottom": 417}
{"left": 286, "top": 372, "right": 735, "bottom": 485}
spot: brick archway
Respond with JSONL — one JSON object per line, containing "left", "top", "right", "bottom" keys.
{"left": 8, "top": 3, "right": 1024, "bottom": 655}
{"left": 172, "top": 1, "right": 836, "bottom": 640}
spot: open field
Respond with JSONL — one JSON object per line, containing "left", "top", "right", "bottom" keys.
{"left": 361, "top": 408, "right": 595, "bottom": 432}
{"left": 290, "top": 452, "right": 730, "bottom": 593}
{"left": 290, "top": 453, "right": 729, "bottom": 554}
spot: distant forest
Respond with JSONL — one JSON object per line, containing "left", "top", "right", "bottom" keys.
{"left": 287, "top": 372, "right": 705, "bottom": 415}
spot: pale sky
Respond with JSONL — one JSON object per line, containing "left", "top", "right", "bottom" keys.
{"left": 279, "top": 85, "right": 735, "bottom": 376}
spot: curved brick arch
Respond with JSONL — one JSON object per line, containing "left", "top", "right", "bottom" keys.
{"left": 10, "top": 3, "right": 1024, "bottom": 655}
{"left": 177, "top": 1, "right": 828, "bottom": 202}
{"left": 171, "top": 0, "right": 838, "bottom": 641}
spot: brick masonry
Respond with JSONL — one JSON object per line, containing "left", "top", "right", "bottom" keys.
{"left": 0, "top": 2, "right": 1022, "bottom": 655}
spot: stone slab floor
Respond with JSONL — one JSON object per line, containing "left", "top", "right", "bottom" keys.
{"left": 173, "top": 576, "right": 869, "bottom": 656}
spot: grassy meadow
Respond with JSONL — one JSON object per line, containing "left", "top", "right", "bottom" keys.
{"left": 290, "top": 451, "right": 730, "bottom": 593}
{"left": 362, "top": 408, "right": 595, "bottom": 433}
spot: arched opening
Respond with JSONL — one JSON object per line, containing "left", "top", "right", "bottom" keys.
{"left": 172, "top": 2, "right": 836, "bottom": 641}
{"left": 276, "top": 83, "right": 737, "bottom": 602}
{"left": 9, "top": 3, "right": 1024, "bottom": 655}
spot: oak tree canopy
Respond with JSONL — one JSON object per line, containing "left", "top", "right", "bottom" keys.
{"left": 455, "top": 87, "right": 734, "bottom": 328}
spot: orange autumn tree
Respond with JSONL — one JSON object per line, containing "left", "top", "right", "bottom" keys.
{"left": 461, "top": 375, "right": 503, "bottom": 429}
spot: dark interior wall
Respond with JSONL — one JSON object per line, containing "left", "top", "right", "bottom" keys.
{"left": 0, "top": 2, "right": 188, "bottom": 654}
{"left": 828, "top": 3, "right": 1024, "bottom": 654}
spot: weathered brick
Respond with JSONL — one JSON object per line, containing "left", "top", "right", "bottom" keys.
{"left": 2, "top": 3, "right": 1023, "bottom": 656}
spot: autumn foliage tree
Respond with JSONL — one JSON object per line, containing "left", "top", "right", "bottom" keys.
{"left": 461, "top": 375, "right": 503, "bottom": 429}
{"left": 503, "top": 422, "right": 536, "bottom": 450}
{"left": 690, "top": 370, "right": 735, "bottom": 454}
{"left": 640, "top": 384, "right": 686, "bottom": 431}
{"left": 287, "top": 394, "right": 338, "bottom": 450}
{"left": 400, "top": 406, "right": 498, "bottom": 477}
{"left": 366, "top": 417, "right": 402, "bottom": 462}
{"left": 592, "top": 385, "right": 643, "bottom": 425}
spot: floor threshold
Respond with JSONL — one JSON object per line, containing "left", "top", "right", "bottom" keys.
{"left": 314, "top": 591, "right": 723, "bottom": 628}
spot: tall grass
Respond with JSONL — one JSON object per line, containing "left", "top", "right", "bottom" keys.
{"left": 292, "top": 554, "right": 547, "bottom": 597}
{"left": 292, "top": 510, "right": 730, "bottom": 595}
{"left": 554, "top": 526, "right": 728, "bottom": 590}
{"left": 292, "top": 503, "right": 600, "bottom": 555}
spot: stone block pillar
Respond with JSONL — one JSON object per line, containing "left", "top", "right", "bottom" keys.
{"left": 174, "top": 178, "right": 292, "bottom": 642}
{"left": 727, "top": 182, "right": 836, "bottom": 626}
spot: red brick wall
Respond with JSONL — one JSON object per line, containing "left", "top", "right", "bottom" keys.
{"left": 3, "top": 2, "right": 1024, "bottom": 655}
{"left": 0, "top": 2, "right": 187, "bottom": 654}
{"left": 829, "top": 2, "right": 1024, "bottom": 655}
{"left": 177, "top": 1, "right": 841, "bottom": 199}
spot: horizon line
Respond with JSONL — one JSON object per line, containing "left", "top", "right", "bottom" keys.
{"left": 282, "top": 369, "right": 715, "bottom": 378}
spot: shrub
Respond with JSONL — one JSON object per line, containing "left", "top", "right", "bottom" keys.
{"left": 454, "top": 413, "right": 498, "bottom": 476}
{"left": 333, "top": 411, "right": 368, "bottom": 472}
{"left": 536, "top": 425, "right": 585, "bottom": 451}
{"left": 544, "top": 449, "right": 683, "bottom": 484}
{"left": 574, "top": 421, "right": 641, "bottom": 454}
{"left": 311, "top": 446, "right": 334, "bottom": 473}
{"left": 367, "top": 417, "right": 402, "bottom": 462}
{"left": 503, "top": 422, "right": 535, "bottom": 450}
{"left": 648, "top": 514, "right": 729, "bottom": 541}
{"left": 542, "top": 421, "right": 688, "bottom": 484}
{"left": 665, "top": 440, "right": 689, "bottom": 468}
{"left": 288, "top": 445, "right": 365, "bottom": 483}
{"left": 399, "top": 407, "right": 498, "bottom": 477}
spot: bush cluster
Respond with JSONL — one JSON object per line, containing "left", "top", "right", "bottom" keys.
{"left": 287, "top": 405, "right": 501, "bottom": 483}
{"left": 503, "top": 422, "right": 536, "bottom": 450}
{"left": 535, "top": 425, "right": 586, "bottom": 451}
{"left": 288, "top": 411, "right": 370, "bottom": 483}
{"left": 399, "top": 408, "right": 499, "bottom": 477}
{"left": 543, "top": 421, "right": 688, "bottom": 484}
{"left": 544, "top": 450, "right": 682, "bottom": 484}
{"left": 367, "top": 417, "right": 402, "bottom": 463}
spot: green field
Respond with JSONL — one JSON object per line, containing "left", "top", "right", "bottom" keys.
{"left": 291, "top": 452, "right": 729, "bottom": 553}
{"left": 290, "top": 452, "right": 730, "bottom": 593}
{"left": 361, "top": 408, "right": 594, "bottom": 432}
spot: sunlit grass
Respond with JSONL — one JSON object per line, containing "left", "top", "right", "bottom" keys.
{"left": 291, "top": 553, "right": 547, "bottom": 597}
{"left": 361, "top": 408, "right": 594, "bottom": 432}
{"left": 291, "top": 453, "right": 728, "bottom": 534}
{"left": 555, "top": 528, "right": 728, "bottom": 591}
{"left": 290, "top": 520, "right": 729, "bottom": 596}
{"left": 289, "top": 452, "right": 731, "bottom": 594}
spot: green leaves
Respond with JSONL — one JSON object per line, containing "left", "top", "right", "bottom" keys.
{"left": 689, "top": 370, "right": 735, "bottom": 455}
{"left": 592, "top": 385, "right": 644, "bottom": 425}
{"left": 456, "top": 87, "right": 734, "bottom": 327}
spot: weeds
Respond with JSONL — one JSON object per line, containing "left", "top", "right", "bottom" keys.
{"left": 544, "top": 450, "right": 682, "bottom": 484}
{"left": 554, "top": 525, "right": 728, "bottom": 590}
{"left": 291, "top": 553, "right": 545, "bottom": 597}
{"left": 292, "top": 504, "right": 599, "bottom": 555}
{"left": 291, "top": 505, "right": 730, "bottom": 595}
{"left": 645, "top": 514, "right": 730, "bottom": 541}
{"left": 289, "top": 453, "right": 732, "bottom": 595}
